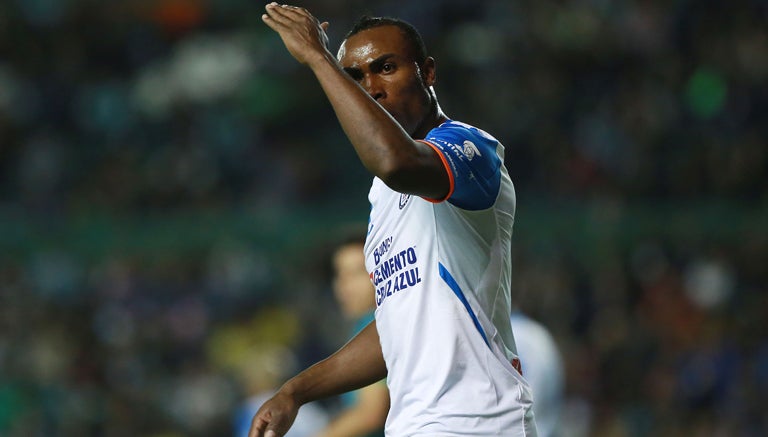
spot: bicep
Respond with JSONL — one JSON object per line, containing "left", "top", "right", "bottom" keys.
{"left": 334, "top": 320, "right": 388, "bottom": 384}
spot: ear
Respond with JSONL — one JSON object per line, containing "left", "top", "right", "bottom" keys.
{"left": 420, "top": 57, "right": 436, "bottom": 87}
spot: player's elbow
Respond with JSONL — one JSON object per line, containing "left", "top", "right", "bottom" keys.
{"left": 379, "top": 164, "right": 449, "bottom": 200}
{"left": 377, "top": 163, "right": 413, "bottom": 192}
{"left": 369, "top": 144, "right": 448, "bottom": 198}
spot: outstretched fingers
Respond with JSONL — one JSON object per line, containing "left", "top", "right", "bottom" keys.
{"left": 266, "top": 4, "right": 306, "bottom": 19}
{"left": 261, "top": 3, "right": 330, "bottom": 64}
{"left": 274, "top": 4, "right": 310, "bottom": 17}
{"left": 262, "top": 3, "right": 294, "bottom": 27}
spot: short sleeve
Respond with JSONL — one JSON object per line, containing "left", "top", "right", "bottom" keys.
{"left": 420, "top": 121, "right": 503, "bottom": 210}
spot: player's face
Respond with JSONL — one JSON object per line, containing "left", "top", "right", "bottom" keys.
{"left": 332, "top": 243, "right": 375, "bottom": 318}
{"left": 338, "top": 25, "right": 435, "bottom": 137}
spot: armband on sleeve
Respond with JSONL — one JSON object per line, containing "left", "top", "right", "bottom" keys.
{"left": 420, "top": 123, "right": 503, "bottom": 210}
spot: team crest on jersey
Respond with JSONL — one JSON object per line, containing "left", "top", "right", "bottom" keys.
{"left": 462, "top": 140, "right": 481, "bottom": 160}
{"left": 399, "top": 193, "right": 411, "bottom": 209}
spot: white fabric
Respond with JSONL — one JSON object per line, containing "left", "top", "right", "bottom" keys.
{"left": 364, "top": 120, "right": 538, "bottom": 436}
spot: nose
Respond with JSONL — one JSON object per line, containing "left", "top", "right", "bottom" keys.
{"left": 363, "top": 74, "right": 385, "bottom": 101}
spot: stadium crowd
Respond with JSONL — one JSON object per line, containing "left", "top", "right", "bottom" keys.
{"left": 1, "top": 0, "right": 766, "bottom": 435}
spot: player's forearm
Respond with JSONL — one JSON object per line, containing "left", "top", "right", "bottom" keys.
{"left": 308, "top": 54, "right": 425, "bottom": 181}
{"left": 279, "top": 321, "right": 387, "bottom": 406}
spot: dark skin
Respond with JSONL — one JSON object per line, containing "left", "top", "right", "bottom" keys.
{"left": 250, "top": 4, "right": 451, "bottom": 437}
{"left": 260, "top": 2, "right": 449, "bottom": 198}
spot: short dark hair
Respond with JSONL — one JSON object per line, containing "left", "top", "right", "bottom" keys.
{"left": 334, "top": 225, "right": 367, "bottom": 249}
{"left": 318, "top": 225, "right": 367, "bottom": 282}
{"left": 344, "top": 16, "right": 428, "bottom": 64}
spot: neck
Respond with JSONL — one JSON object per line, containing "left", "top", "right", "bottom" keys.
{"left": 412, "top": 90, "right": 448, "bottom": 139}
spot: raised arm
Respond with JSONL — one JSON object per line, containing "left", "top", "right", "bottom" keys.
{"left": 248, "top": 321, "right": 387, "bottom": 437}
{"left": 261, "top": 3, "right": 450, "bottom": 199}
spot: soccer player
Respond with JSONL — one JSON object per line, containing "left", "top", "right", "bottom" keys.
{"left": 251, "top": 4, "right": 537, "bottom": 436}
{"left": 315, "top": 233, "right": 389, "bottom": 437}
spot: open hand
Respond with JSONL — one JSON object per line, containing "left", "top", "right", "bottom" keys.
{"left": 262, "top": 3, "right": 331, "bottom": 66}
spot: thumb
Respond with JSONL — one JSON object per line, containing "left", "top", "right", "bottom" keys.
{"left": 319, "top": 21, "right": 330, "bottom": 48}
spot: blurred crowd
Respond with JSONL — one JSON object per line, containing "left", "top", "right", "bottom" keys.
{"left": 1, "top": 0, "right": 766, "bottom": 435}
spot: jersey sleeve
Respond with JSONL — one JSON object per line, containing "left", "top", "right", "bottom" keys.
{"left": 419, "top": 122, "right": 503, "bottom": 210}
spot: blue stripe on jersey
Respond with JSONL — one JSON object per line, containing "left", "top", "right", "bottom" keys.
{"left": 439, "top": 262, "right": 489, "bottom": 347}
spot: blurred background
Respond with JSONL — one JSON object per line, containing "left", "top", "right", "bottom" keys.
{"left": 1, "top": 0, "right": 767, "bottom": 435}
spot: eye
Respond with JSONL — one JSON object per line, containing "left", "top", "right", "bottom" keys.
{"left": 381, "top": 63, "right": 395, "bottom": 73}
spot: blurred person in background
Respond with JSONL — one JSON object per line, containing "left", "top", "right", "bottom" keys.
{"left": 232, "top": 343, "right": 329, "bottom": 437}
{"left": 251, "top": 4, "right": 536, "bottom": 437}
{"left": 314, "top": 232, "right": 388, "bottom": 437}
{"left": 510, "top": 309, "right": 564, "bottom": 437}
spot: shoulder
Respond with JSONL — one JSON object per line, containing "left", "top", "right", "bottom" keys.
{"left": 422, "top": 120, "right": 506, "bottom": 210}
{"left": 425, "top": 120, "right": 501, "bottom": 153}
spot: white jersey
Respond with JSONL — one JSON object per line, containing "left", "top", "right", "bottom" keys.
{"left": 364, "top": 120, "right": 537, "bottom": 436}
